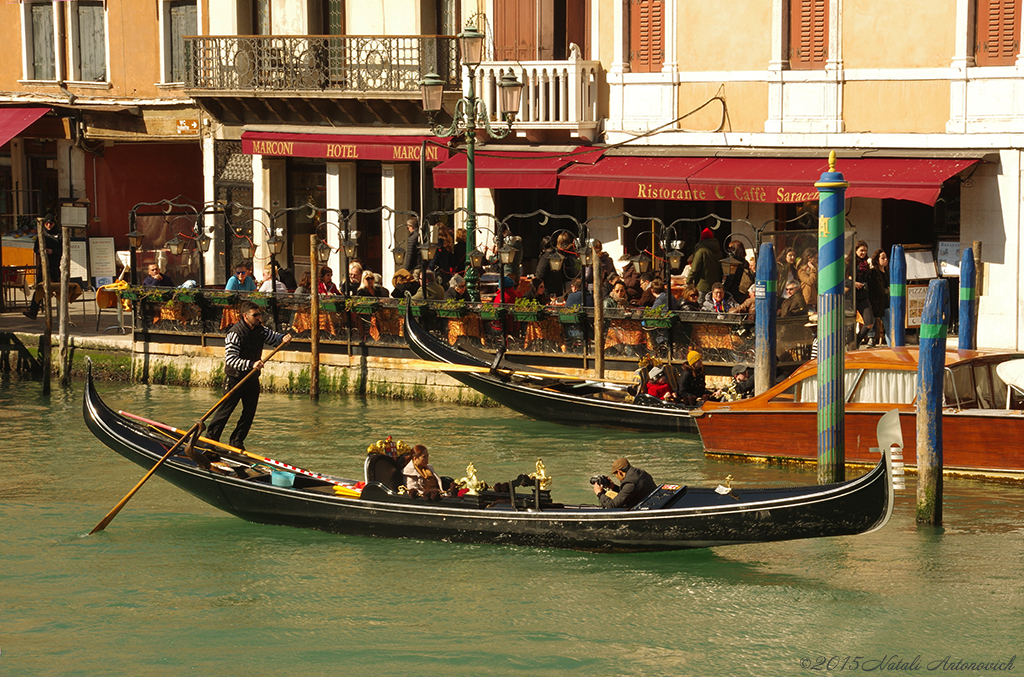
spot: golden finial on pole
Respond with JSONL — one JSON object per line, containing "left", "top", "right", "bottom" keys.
{"left": 828, "top": 150, "right": 837, "bottom": 172}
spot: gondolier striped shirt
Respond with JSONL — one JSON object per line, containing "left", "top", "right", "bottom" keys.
{"left": 224, "top": 321, "right": 287, "bottom": 378}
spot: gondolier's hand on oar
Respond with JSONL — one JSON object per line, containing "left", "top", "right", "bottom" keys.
{"left": 253, "top": 334, "right": 291, "bottom": 371}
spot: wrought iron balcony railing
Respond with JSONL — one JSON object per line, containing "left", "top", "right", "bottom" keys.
{"left": 185, "top": 35, "right": 460, "bottom": 94}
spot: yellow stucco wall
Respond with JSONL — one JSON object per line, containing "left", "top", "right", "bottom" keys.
{"left": 676, "top": 0, "right": 772, "bottom": 71}
{"left": 843, "top": 0, "right": 956, "bottom": 69}
{"left": 677, "top": 82, "right": 768, "bottom": 133}
{"left": 844, "top": 80, "right": 951, "bottom": 133}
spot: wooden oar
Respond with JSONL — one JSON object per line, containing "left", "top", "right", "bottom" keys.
{"left": 403, "top": 359, "right": 638, "bottom": 386}
{"left": 89, "top": 342, "right": 288, "bottom": 535}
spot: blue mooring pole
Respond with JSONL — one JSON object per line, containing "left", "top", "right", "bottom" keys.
{"left": 889, "top": 245, "right": 907, "bottom": 347}
{"left": 916, "top": 278, "right": 948, "bottom": 525}
{"left": 958, "top": 247, "right": 976, "bottom": 351}
{"left": 754, "top": 242, "right": 777, "bottom": 397}
{"left": 814, "top": 151, "right": 849, "bottom": 484}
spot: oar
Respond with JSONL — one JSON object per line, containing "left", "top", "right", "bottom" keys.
{"left": 89, "top": 342, "right": 287, "bottom": 535}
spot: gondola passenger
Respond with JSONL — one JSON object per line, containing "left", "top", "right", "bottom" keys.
{"left": 403, "top": 445, "right": 443, "bottom": 500}
{"left": 593, "top": 457, "right": 657, "bottom": 510}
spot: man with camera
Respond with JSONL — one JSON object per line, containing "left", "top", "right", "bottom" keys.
{"left": 591, "top": 457, "right": 657, "bottom": 510}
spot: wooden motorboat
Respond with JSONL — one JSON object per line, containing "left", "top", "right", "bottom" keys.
{"left": 83, "top": 361, "right": 894, "bottom": 552}
{"left": 402, "top": 303, "right": 700, "bottom": 433}
{"left": 694, "top": 347, "right": 1024, "bottom": 479}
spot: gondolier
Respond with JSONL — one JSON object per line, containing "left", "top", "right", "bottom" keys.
{"left": 206, "top": 300, "right": 291, "bottom": 450}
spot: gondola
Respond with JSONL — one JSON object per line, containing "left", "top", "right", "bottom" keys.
{"left": 84, "top": 362, "right": 894, "bottom": 552}
{"left": 403, "top": 303, "right": 701, "bottom": 433}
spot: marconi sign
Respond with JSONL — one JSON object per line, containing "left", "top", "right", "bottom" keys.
{"left": 242, "top": 135, "right": 446, "bottom": 162}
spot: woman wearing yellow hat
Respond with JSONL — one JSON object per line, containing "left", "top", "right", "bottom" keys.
{"left": 677, "top": 350, "right": 712, "bottom": 405}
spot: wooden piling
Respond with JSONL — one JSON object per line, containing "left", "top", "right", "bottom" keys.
{"left": 916, "top": 278, "right": 948, "bottom": 524}
{"left": 957, "top": 247, "right": 976, "bottom": 351}
{"left": 309, "top": 235, "right": 320, "bottom": 401}
{"left": 889, "top": 245, "right": 907, "bottom": 347}
{"left": 753, "top": 242, "right": 777, "bottom": 397}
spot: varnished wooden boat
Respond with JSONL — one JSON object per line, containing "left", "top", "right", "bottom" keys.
{"left": 694, "top": 347, "right": 1024, "bottom": 479}
{"left": 83, "top": 361, "right": 894, "bottom": 552}
{"left": 402, "top": 302, "right": 700, "bottom": 433}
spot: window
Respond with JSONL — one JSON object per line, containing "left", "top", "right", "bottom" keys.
{"left": 29, "top": 2, "right": 56, "bottom": 81}
{"left": 168, "top": 1, "right": 198, "bottom": 83}
{"left": 629, "top": 0, "right": 664, "bottom": 73}
{"left": 73, "top": 1, "right": 106, "bottom": 82}
{"left": 975, "top": 0, "right": 1021, "bottom": 66}
{"left": 789, "top": 0, "right": 828, "bottom": 70}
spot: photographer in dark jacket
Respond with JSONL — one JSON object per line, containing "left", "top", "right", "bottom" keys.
{"left": 593, "top": 457, "right": 657, "bottom": 509}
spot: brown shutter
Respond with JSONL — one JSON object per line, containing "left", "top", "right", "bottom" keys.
{"left": 975, "top": 0, "right": 1021, "bottom": 66}
{"left": 789, "top": 0, "right": 829, "bottom": 70}
{"left": 495, "top": 0, "right": 538, "bottom": 61}
{"left": 629, "top": 0, "right": 664, "bottom": 73}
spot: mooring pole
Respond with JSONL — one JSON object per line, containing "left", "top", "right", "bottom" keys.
{"left": 889, "top": 244, "right": 907, "bottom": 347}
{"left": 971, "top": 241, "right": 982, "bottom": 348}
{"left": 593, "top": 247, "right": 605, "bottom": 379}
{"left": 916, "top": 278, "right": 948, "bottom": 524}
{"left": 957, "top": 247, "right": 976, "bottom": 351}
{"left": 753, "top": 242, "right": 777, "bottom": 397}
{"left": 309, "top": 235, "right": 320, "bottom": 401}
{"left": 36, "top": 218, "right": 52, "bottom": 395}
{"left": 814, "top": 151, "right": 849, "bottom": 484}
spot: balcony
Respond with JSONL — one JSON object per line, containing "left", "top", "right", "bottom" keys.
{"left": 184, "top": 35, "right": 460, "bottom": 126}
{"left": 474, "top": 60, "right": 601, "bottom": 142}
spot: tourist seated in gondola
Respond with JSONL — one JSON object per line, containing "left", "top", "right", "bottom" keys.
{"left": 678, "top": 350, "right": 713, "bottom": 405}
{"left": 714, "top": 364, "right": 754, "bottom": 401}
{"left": 593, "top": 457, "right": 657, "bottom": 510}
{"left": 403, "top": 445, "right": 444, "bottom": 500}
{"left": 644, "top": 366, "right": 677, "bottom": 402}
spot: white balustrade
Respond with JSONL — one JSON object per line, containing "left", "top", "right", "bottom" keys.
{"left": 473, "top": 60, "right": 600, "bottom": 135}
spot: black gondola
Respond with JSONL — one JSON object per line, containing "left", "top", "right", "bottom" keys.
{"left": 403, "top": 304, "right": 701, "bottom": 432}
{"left": 84, "top": 362, "right": 894, "bottom": 552}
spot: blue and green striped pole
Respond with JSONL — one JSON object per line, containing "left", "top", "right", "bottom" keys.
{"left": 958, "top": 247, "right": 976, "bottom": 351}
{"left": 917, "top": 278, "right": 948, "bottom": 524}
{"left": 754, "top": 243, "right": 777, "bottom": 396}
{"left": 889, "top": 245, "right": 907, "bottom": 347}
{"left": 814, "top": 151, "right": 849, "bottom": 484}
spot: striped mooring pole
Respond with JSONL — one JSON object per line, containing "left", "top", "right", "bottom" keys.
{"left": 814, "top": 151, "right": 849, "bottom": 484}
{"left": 754, "top": 242, "right": 777, "bottom": 397}
{"left": 958, "top": 247, "right": 976, "bottom": 351}
{"left": 917, "top": 278, "right": 949, "bottom": 524}
{"left": 889, "top": 245, "right": 907, "bottom": 347}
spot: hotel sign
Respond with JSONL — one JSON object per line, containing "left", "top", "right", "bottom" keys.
{"left": 241, "top": 133, "right": 448, "bottom": 162}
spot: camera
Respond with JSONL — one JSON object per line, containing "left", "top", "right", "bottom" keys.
{"left": 589, "top": 474, "right": 611, "bottom": 488}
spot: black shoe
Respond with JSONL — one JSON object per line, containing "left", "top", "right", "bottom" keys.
{"left": 22, "top": 310, "right": 37, "bottom": 320}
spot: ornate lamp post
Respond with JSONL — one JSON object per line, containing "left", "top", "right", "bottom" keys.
{"left": 126, "top": 223, "right": 145, "bottom": 286}
{"left": 419, "top": 25, "right": 523, "bottom": 301}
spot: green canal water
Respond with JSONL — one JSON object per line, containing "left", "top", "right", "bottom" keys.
{"left": 2, "top": 377, "right": 1022, "bottom": 676}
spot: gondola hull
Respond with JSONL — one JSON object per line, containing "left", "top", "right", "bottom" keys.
{"left": 403, "top": 305, "right": 700, "bottom": 433}
{"left": 84, "top": 366, "right": 893, "bottom": 552}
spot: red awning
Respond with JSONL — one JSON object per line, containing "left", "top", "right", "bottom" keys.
{"left": 432, "top": 149, "right": 602, "bottom": 190}
{"left": 0, "top": 107, "right": 49, "bottom": 148}
{"left": 686, "top": 157, "right": 980, "bottom": 205}
{"left": 557, "top": 156, "right": 979, "bottom": 205}
{"left": 556, "top": 157, "right": 718, "bottom": 201}
{"left": 240, "top": 131, "right": 449, "bottom": 162}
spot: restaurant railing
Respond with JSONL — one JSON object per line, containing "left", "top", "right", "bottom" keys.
{"left": 185, "top": 35, "right": 460, "bottom": 93}
{"left": 121, "top": 289, "right": 817, "bottom": 371}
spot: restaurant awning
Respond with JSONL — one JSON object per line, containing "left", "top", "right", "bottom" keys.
{"left": 240, "top": 131, "right": 450, "bottom": 162}
{"left": 432, "top": 148, "right": 603, "bottom": 190}
{"left": 0, "top": 107, "right": 49, "bottom": 148}
{"left": 557, "top": 156, "right": 980, "bottom": 205}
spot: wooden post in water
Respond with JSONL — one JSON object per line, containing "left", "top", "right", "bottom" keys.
{"left": 753, "top": 242, "right": 777, "bottom": 397}
{"left": 592, "top": 247, "right": 604, "bottom": 379}
{"left": 58, "top": 224, "right": 71, "bottom": 387}
{"left": 309, "top": 235, "right": 320, "bottom": 401}
{"left": 972, "top": 241, "right": 982, "bottom": 349}
{"left": 957, "top": 247, "right": 976, "bottom": 351}
{"left": 36, "top": 218, "right": 52, "bottom": 395}
{"left": 814, "top": 151, "right": 849, "bottom": 484}
{"left": 889, "top": 245, "right": 907, "bottom": 347}
{"left": 916, "top": 278, "right": 948, "bottom": 524}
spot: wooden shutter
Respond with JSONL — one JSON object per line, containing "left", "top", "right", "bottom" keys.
{"left": 975, "top": 0, "right": 1021, "bottom": 66}
{"left": 31, "top": 2, "right": 55, "bottom": 81}
{"left": 789, "top": 0, "right": 828, "bottom": 70}
{"left": 170, "top": 1, "right": 198, "bottom": 83}
{"left": 77, "top": 2, "right": 106, "bottom": 82}
{"left": 629, "top": 0, "right": 664, "bottom": 73}
{"left": 494, "top": 0, "right": 537, "bottom": 61}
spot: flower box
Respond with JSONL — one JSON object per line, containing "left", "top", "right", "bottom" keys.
{"left": 642, "top": 315, "right": 677, "bottom": 329}
{"left": 478, "top": 306, "right": 503, "bottom": 321}
{"left": 205, "top": 292, "right": 236, "bottom": 306}
{"left": 172, "top": 292, "right": 196, "bottom": 304}
{"left": 320, "top": 300, "right": 343, "bottom": 312}
{"left": 437, "top": 306, "right": 466, "bottom": 318}
{"left": 349, "top": 300, "right": 379, "bottom": 315}
{"left": 118, "top": 288, "right": 140, "bottom": 301}
{"left": 250, "top": 295, "right": 272, "bottom": 308}
{"left": 558, "top": 310, "right": 584, "bottom": 324}
{"left": 513, "top": 309, "right": 541, "bottom": 322}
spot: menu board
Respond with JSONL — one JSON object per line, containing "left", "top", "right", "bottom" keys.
{"left": 904, "top": 249, "right": 938, "bottom": 280}
{"left": 937, "top": 240, "right": 962, "bottom": 277}
{"left": 89, "top": 237, "right": 117, "bottom": 285}
{"left": 906, "top": 284, "right": 929, "bottom": 327}
{"left": 69, "top": 239, "right": 88, "bottom": 281}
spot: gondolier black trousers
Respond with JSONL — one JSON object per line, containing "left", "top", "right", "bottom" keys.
{"left": 205, "top": 373, "right": 260, "bottom": 450}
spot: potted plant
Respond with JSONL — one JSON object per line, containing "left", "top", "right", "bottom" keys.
{"left": 118, "top": 286, "right": 142, "bottom": 301}
{"left": 248, "top": 291, "right": 272, "bottom": 308}
{"left": 476, "top": 303, "right": 503, "bottom": 321}
{"left": 319, "top": 294, "right": 344, "bottom": 312}
{"left": 347, "top": 297, "right": 379, "bottom": 315}
{"left": 512, "top": 297, "right": 542, "bottom": 322}
{"left": 205, "top": 290, "right": 236, "bottom": 306}
{"left": 436, "top": 298, "right": 467, "bottom": 318}
{"left": 558, "top": 303, "right": 585, "bottom": 324}
{"left": 641, "top": 304, "right": 677, "bottom": 329}
{"left": 169, "top": 288, "right": 196, "bottom": 304}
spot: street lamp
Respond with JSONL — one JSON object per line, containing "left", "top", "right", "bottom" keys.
{"left": 419, "top": 25, "right": 524, "bottom": 301}
{"left": 126, "top": 222, "right": 144, "bottom": 285}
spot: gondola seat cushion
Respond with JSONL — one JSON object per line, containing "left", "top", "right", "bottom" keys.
{"left": 364, "top": 453, "right": 410, "bottom": 491}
